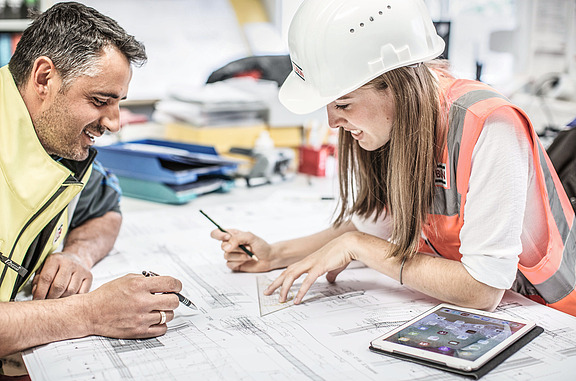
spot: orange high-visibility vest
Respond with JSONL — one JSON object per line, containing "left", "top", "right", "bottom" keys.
{"left": 421, "top": 77, "right": 576, "bottom": 316}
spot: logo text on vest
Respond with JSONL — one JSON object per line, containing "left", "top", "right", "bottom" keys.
{"left": 435, "top": 163, "right": 447, "bottom": 187}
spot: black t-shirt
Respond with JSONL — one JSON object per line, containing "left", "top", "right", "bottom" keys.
{"left": 70, "top": 159, "right": 122, "bottom": 228}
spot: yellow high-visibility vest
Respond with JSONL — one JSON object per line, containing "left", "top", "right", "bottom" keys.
{"left": 0, "top": 66, "right": 93, "bottom": 301}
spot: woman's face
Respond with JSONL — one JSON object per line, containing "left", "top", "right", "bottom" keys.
{"left": 327, "top": 85, "right": 395, "bottom": 151}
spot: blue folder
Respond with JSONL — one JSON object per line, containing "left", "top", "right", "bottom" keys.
{"left": 96, "top": 139, "right": 239, "bottom": 185}
{"left": 114, "top": 175, "right": 235, "bottom": 204}
{"left": 96, "top": 139, "right": 239, "bottom": 204}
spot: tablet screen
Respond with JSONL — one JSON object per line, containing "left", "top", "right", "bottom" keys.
{"left": 370, "top": 304, "right": 536, "bottom": 371}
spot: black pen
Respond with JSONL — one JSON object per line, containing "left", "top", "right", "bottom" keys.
{"left": 142, "top": 271, "right": 198, "bottom": 310}
{"left": 199, "top": 209, "right": 259, "bottom": 261}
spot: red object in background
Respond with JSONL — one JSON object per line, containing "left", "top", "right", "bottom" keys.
{"left": 233, "top": 69, "right": 262, "bottom": 80}
{"left": 298, "top": 145, "right": 335, "bottom": 177}
{"left": 11, "top": 33, "right": 22, "bottom": 54}
{"left": 119, "top": 108, "right": 149, "bottom": 127}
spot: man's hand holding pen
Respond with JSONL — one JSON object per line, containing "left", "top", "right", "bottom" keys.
{"left": 82, "top": 273, "right": 182, "bottom": 338}
{"left": 142, "top": 271, "right": 198, "bottom": 310}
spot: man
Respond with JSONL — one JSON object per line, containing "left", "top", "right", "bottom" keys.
{"left": 0, "top": 2, "right": 181, "bottom": 361}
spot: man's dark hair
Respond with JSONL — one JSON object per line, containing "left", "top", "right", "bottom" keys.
{"left": 9, "top": 1, "right": 147, "bottom": 89}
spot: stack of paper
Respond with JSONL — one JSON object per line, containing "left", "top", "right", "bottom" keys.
{"left": 153, "top": 79, "right": 268, "bottom": 127}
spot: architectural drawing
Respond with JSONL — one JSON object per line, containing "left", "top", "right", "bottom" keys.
{"left": 22, "top": 188, "right": 576, "bottom": 380}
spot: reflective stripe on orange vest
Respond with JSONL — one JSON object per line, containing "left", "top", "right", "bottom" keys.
{"left": 422, "top": 78, "right": 576, "bottom": 316}
{"left": 527, "top": 145, "right": 576, "bottom": 304}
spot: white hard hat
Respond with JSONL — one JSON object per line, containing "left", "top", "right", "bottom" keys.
{"left": 279, "top": 0, "right": 445, "bottom": 115}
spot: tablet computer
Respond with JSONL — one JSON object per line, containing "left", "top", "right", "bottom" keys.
{"left": 369, "top": 303, "right": 537, "bottom": 372}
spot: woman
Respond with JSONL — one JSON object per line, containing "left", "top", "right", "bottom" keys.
{"left": 211, "top": 0, "right": 576, "bottom": 316}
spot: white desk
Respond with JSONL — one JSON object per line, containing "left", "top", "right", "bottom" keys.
{"left": 23, "top": 175, "right": 576, "bottom": 380}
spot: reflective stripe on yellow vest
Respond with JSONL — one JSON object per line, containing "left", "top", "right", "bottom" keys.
{"left": 421, "top": 78, "right": 576, "bottom": 316}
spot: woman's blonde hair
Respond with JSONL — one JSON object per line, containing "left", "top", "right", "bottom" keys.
{"left": 334, "top": 60, "right": 451, "bottom": 261}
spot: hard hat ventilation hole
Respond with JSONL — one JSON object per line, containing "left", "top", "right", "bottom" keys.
{"left": 350, "top": 7, "right": 393, "bottom": 34}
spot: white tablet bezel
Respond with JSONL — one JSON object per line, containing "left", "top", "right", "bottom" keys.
{"left": 370, "top": 303, "right": 537, "bottom": 371}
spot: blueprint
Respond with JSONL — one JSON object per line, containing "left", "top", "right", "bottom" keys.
{"left": 22, "top": 185, "right": 576, "bottom": 380}
{"left": 257, "top": 274, "right": 298, "bottom": 316}
{"left": 256, "top": 274, "right": 338, "bottom": 316}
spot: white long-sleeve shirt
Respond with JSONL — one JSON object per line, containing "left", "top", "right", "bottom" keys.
{"left": 352, "top": 107, "right": 547, "bottom": 290}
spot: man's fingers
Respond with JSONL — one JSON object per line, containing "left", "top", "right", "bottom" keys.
{"left": 58, "top": 274, "right": 82, "bottom": 298}
{"left": 32, "top": 267, "right": 58, "bottom": 300}
{"left": 46, "top": 269, "right": 73, "bottom": 299}
{"left": 150, "top": 310, "right": 175, "bottom": 326}
{"left": 146, "top": 276, "right": 182, "bottom": 294}
{"left": 79, "top": 278, "right": 91, "bottom": 294}
{"left": 155, "top": 293, "right": 181, "bottom": 311}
